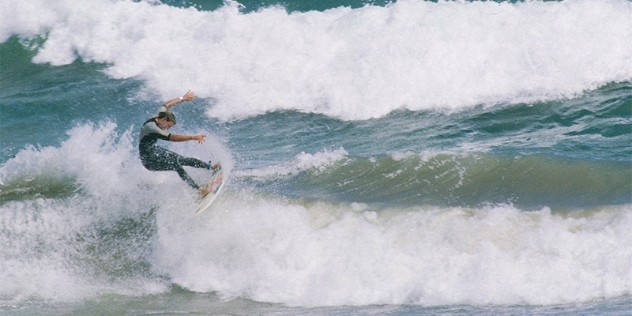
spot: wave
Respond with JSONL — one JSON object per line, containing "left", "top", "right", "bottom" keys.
{"left": 3, "top": 121, "right": 628, "bottom": 211}
{"left": 1, "top": 122, "right": 630, "bottom": 307}
{"left": 162, "top": 0, "right": 394, "bottom": 13}
{"left": 237, "top": 149, "right": 632, "bottom": 210}
{"left": 2, "top": 0, "right": 631, "bottom": 120}
{"left": 0, "top": 122, "right": 225, "bottom": 302}
{"left": 4, "top": 188, "right": 632, "bottom": 306}
{"left": 0, "top": 122, "right": 136, "bottom": 201}
{"left": 152, "top": 196, "right": 632, "bottom": 306}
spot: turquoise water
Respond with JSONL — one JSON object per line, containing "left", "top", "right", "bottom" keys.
{"left": 1, "top": 0, "right": 631, "bottom": 314}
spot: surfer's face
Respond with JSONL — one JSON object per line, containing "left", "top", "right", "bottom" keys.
{"left": 156, "top": 117, "right": 174, "bottom": 130}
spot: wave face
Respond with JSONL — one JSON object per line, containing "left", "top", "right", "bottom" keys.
{"left": 1, "top": 0, "right": 631, "bottom": 313}
{"left": 238, "top": 149, "right": 631, "bottom": 209}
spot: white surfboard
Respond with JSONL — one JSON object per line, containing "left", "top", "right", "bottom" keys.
{"left": 195, "top": 166, "right": 225, "bottom": 215}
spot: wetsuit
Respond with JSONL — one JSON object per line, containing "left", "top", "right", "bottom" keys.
{"left": 139, "top": 106, "right": 209, "bottom": 189}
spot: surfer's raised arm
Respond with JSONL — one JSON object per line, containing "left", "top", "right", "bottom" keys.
{"left": 164, "top": 90, "right": 196, "bottom": 109}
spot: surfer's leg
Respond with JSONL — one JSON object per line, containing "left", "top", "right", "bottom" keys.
{"left": 174, "top": 164, "right": 200, "bottom": 189}
{"left": 141, "top": 147, "right": 179, "bottom": 171}
{"left": 166, "top": 154, "right": 203, "bottom": 189}
{"left": 179, "top": 157, "right": 211, "bottom": 169}
{"left": 142, "top": 147, "right": 201, "bottom": 189}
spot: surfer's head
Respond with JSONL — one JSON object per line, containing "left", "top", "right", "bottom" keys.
{"left": 158, "top": 111, "right": 177, "bottom": 124}
{"left": 156, "top": 111, "right": 176, "bottom": 130}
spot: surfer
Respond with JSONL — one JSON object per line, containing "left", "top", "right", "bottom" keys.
{"left": 139, "top": 90, "right": 220, "bottom": 196}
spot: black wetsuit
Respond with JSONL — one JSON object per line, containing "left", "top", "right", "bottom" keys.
{"left": 139, "top": 106, "right": 209, "bottom": 189}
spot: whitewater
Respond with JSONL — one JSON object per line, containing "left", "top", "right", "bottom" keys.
{"left": 2, "top": 0, "right": 631, "bottom": 120}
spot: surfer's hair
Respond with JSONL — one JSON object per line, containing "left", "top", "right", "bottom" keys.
{"left": 158, "top": 111, "right": 176, "bottom": 124}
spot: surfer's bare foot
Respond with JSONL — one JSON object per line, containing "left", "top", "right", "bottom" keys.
{"left": 199, "top": 186, "right": 211, "bottom": 197}
{"left": 211, "top": 162, "right": 221, "bottom": 170}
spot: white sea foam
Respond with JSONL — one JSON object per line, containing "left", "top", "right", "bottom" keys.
{"left": 0, "top": 122, "right": 225, "bottom": 302}
{"left": 0, "top": 122, "right": 130, "bottom": 193}
{"left": 0, "top": 124, "right": 148, "bottom": 298}
{"left": 1, "top": 0, "right": 631, "bottom": 120}
{"left": 235, "top": 147, "right": 348, "bottom": 178}
{"left": 157, "top": 195, "right": 632, "bottom": 307}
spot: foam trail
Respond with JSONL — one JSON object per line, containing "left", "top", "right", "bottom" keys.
{"left": 2, "top": 0, "right": 631, "bottom": 120}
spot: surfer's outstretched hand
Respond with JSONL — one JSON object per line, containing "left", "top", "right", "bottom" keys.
{"left": 191, "top": 134, "right": 206, "bottom": 144}
{"left": 181, "top": 90, "right": 196, "bottom": 102}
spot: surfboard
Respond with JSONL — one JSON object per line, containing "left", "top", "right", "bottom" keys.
{"left": 195, "top": 166, "right": 225, "bottom": 215}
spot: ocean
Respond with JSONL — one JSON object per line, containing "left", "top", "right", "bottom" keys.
{"left": 1, "top": 0, "right": 631, "bottom": 315}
